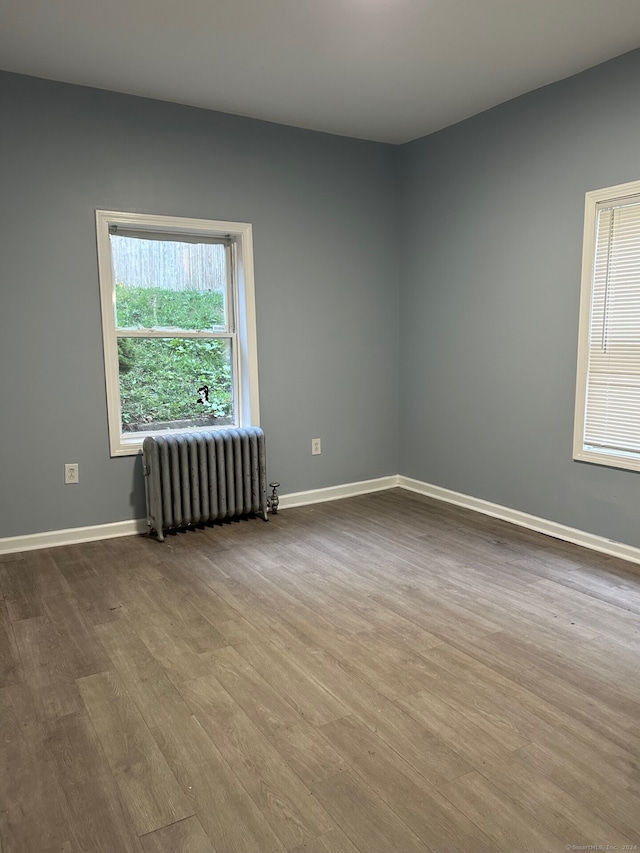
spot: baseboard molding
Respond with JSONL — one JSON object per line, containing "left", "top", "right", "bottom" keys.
{"left": 3, "top": 473, "right": 639, "bottom": 567}
{"left": 279, "top": 475, "right": 399, "bottom": 510}
{"left": 0, "top": 477, "right": 398, "bottom": 555}
{"left": 398, "top": 475, "right": 640, "bottom": 567}
{"left": 0, "top": 518, "right": 148, "bottom": 556}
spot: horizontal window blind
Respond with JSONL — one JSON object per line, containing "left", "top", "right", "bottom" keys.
{"left": 584, "top": 196, "right": 640, "bottom": 457}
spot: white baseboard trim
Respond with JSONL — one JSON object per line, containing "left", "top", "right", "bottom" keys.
{"left": 0, "top": 518, "right": 148, "bottom": 556}
{"left": 0, "top": 477, "right": 398, "bottom": 555}
{"left": 2, "top": 473, "right": 639, "bottom": 568}
{"left": 279, "top": 475, "right": 399, "bottom": 510}
{"left": 398, "top": 475, "right": 640, "bottom": 567}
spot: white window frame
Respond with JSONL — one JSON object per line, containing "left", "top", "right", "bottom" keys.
{"left": 96, "top": 210, "right": 260, "bottom": 457}
{"left": 573, "top": 179, "right": 640, "bottom": 473}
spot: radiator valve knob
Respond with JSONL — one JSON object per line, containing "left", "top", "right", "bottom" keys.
{"left": 268, "top": 482, "right": 280, "bottom": 514}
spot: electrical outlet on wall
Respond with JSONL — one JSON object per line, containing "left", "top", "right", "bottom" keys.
{"left": 64, "top": 463, "right": 79, "bottom": 484}
{"left": 311, "top": 438, "right": 322, "bottom": 456}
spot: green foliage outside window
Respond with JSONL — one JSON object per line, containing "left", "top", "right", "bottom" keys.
{"left": 115, "top": 287, "right": 232, "bottom": 430}
{"left": 116, "top": 284, "right": 225, "bottom": 329}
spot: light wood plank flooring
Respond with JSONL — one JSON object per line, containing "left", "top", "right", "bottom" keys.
{"left": 1, "top": 488, "right": 640, "bottom": 852}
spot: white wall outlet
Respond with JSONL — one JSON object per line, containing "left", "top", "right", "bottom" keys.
{"left": 311, "top": 438, "right": 322, "bottom": 456}
{"left": 64, "top": 463, "right": 79, "bottom": 484}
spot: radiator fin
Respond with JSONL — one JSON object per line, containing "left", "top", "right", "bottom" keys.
{"left": 143, "top": 427, "right": 268, "bottom": 540}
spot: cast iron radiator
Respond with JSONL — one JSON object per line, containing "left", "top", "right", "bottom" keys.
{"left": 143, "top": 427, "right": 268, "bottom": 541}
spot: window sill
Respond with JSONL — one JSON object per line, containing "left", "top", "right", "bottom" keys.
{"left": 573, "top": 448, "right": 640, "bottom": 474}
{"left": 113, "top": 420, "right": 240, "bottom": 457}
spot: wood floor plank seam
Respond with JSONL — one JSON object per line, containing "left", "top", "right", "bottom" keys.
{"left": 150, "top": 715, "right": 290, "bottom": 853}
{"left": 437, "top": 768, "right": 568, "bottom": 852}
{"left": 77, "top": 669, "right": 194, "bottom": 837}
{"left": 176, "top": 672, "right": 336, "bottom": 849}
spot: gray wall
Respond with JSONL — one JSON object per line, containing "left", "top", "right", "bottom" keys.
{"left": 0, "top": 72, "right": 399, "bottom": 538}
{"left": 3, "top": 49, "right": 640, "bottom": 549}
{"left": 398, "top": 49, "right": 640, "bottom": 548}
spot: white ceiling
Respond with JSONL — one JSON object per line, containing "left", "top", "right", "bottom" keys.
{"left": 1, "top": 0, "right": 639, "bottom": 144}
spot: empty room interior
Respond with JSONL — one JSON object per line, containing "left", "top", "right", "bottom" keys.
{"left": 1, "top": 2, "right": 640, "bottom": 851}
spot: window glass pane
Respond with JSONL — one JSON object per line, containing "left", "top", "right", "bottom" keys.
{"left": 584, "top": 198, "right": 640, "bottom": 457}
{"left": 118, "top": 337, "right": 234, "bottom": 433}
{"left": 110, "top": 234, "right": 227, "bottom": 330}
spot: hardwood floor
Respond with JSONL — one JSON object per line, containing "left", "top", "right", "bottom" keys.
{"left": 1, "top": 488, "right": 640, "bottom": 852}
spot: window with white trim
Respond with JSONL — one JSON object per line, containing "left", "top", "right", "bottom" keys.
{"left": 574, "top": 179, "right": 640, "bottom": 472}
{"left": 96, "top": 211, "right": 260, "bottom": 457}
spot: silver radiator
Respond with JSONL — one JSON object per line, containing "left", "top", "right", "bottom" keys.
{"left": 143, "top": 427, "right": 268, "bottom": 541}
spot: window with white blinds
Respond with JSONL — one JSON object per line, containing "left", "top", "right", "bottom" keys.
{"left": 574, "top": 179, "right": 640, "bottom": 472}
